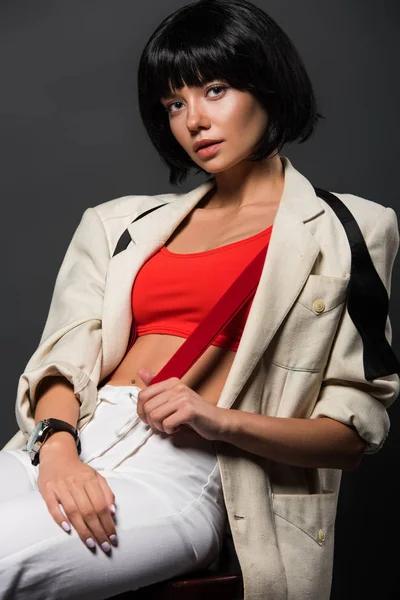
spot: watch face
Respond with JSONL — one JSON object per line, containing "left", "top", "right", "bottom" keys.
{"left": 26, "top": 421, "right": 46, "bottom": 452}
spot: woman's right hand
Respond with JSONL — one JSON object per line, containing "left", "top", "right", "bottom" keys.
{"left": 37, "top": 432, "right": 118, "bottom": 553}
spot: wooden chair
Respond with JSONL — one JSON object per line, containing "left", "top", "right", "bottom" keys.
{"left": 108, "top": 531, "right": 243, "bottom": 600}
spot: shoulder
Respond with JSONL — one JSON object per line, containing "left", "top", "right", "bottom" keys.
{"left": 309, "top": 189, "right": 399, "bottom": 277}
{"left": 91, "top": 191, "right": 178, "bottom": 223}
{"left": 77, "top": 191, "right": 180, "bottom": 251}
{"left": 324, "top": 191, "right": 398, "bottom": 240}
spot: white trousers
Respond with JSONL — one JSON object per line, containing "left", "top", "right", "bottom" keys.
{"left": 0, "top": 385, "right": 227, "bottom": 600}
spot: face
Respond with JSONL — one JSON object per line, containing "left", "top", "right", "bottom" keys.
{"left": 160, "top": 80, "right": 269, "bottom": 174}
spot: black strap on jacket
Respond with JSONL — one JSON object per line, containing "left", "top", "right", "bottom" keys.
{"left": 315, "top": 187, "right": 400, "bottom": 381}
{"left": 112, "top": 204, "right": 165, "bottom": 257}
{"left": 113, "top": 188, "right": 400, "bottom": 382}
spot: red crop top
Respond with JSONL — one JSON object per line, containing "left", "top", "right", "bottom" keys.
{"left": 131, "top": 224, "right": 273, "bottom": 352}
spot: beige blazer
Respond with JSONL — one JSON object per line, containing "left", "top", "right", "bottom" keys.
{"left": 3, "top": 157, "right": 399, "bottom": 599}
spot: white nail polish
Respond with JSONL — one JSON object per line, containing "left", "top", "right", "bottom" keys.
{"left": 86, "top": 537, "right": 96, "bottom": 549}
{"left": 61, "top": 521, "right": 71, "bottom": 532}
{"left": 110, "top": 504, "right": 116, "bottom": 515}
{"left": 101, "top": 541, "right": 111, "bottom": 553}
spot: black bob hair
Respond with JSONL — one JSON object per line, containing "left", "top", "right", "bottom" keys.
{"left": 138, "top": 0, "right": 323, "bottom": 186}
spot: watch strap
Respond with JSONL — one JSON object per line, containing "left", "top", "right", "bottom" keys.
{"left": 31, "top": 419, "right": 81, "bottom": 466}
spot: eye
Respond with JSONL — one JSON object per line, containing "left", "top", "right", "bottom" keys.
{"left": 165, "top": 100, "right": 184, "bottom": 114}
{"left": 207, "top": 84, "right": 228, "bottom": 97}
{"left": 164, "top": 84, "right": 229, "bottom": 114}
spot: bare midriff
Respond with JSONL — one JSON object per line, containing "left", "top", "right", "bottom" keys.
{"left": 106, "top": 186, "right": 281, "bottom": 405}
{"left": 105, "top": 334, "right": 237, "bottom": 406}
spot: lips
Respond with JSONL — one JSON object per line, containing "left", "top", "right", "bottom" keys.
{"left": 193, "top": 139, "right": 223, "bottom": 152}
{"left": 196, "top": 141, "right": 223, "bottom": 158}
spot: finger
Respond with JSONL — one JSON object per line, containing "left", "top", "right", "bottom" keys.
{"left": 137, "top": 391, "right": 165, "bottom": 423}
{"left": 40, "top": 485, "right": 72, "bottom": 534}
{"left": 69, "top": 483, "right": 113, "bottom": 553}
{"left": 54, "top": 484, "right": 101, "bottom": 551}
{"left": 142, "top": 392, "right": 175, "bottom": 427}
{"left": 150, "top": 399, "right": 186, "bottom": 433}
{"left": 161, "top": 410, "right": 187, "bottom": 435}
{"left": 85, "top": 477, "right": 118, "bottom": 546}
{"left": 137, "top": 376, "right": 180, "bottom": 407}
{"left": 96, "top": 473, "right": 117, "bottom": 517}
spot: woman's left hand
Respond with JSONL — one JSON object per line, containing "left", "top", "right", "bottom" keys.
{"left": 136, "top": 367, "right": 230, "bottom": 441}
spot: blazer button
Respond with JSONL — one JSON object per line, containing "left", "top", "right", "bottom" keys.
{"left": 318, "top": 529, "right": 326, "bottom": 543}
{"left": 313, "top": 299, "right": 325, "bottom": 314}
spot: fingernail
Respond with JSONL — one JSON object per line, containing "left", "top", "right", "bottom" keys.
{"left": 110, "top": 504, "right": 116, "bottom": 515}
{"left": 86, "top": 537, "right": 96, "bottom": 549}
{"left": 109, "top": 534, "right": 118, "bottom": 547}
{"left": 101, "top": 541, "right": 111, "bottom": 553}
{"left": 61, "top": 521, "right": 71, "bottom": 532}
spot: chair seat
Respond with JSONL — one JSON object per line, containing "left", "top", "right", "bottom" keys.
{"left": 111, "top": 569, "right": 243, "bottom": 600}
{"left": 126, "top": 569, "right": 242, "bottom": 599}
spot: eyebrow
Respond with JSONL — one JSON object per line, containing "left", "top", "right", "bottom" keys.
{"left": 160, "top": 80, "right": 225, "bottom": 103}
{"left": 160, "top": 83, "right": 207, "bottom": 102}
{"left": 160, "top": 91, "right": 177, "bottom": 101}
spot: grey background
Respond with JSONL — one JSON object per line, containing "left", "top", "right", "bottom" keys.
{"left": 0, "top": 1, "right": 399, "bottom": 598}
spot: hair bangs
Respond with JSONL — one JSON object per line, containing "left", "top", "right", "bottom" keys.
{"left": 144, "top": 24, "right": 246, "bottom": 107}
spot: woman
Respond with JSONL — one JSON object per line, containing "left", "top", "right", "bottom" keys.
{"left": 1, "top": 0, "right": 399, "bottom": 598}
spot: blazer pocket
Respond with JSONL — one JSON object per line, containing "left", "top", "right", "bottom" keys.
{"left": 269, "top": 274, "right": 350, "bottom": 372}
{"left": 272, "top": 489, "right": 337, "bottom": 546}
{"left": 297, "top": 274, "right": 350, "bottom": 314}
{"left": 272, "top": 490, "right": 338, "bottom": 599}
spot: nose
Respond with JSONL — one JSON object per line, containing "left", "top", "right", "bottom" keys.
{"left": 185, "top": 100, "right": 210, "bottom": 133}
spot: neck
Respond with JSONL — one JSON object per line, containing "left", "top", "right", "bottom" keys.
{"left": 200, "top": 153, "right": 285, "bottom": 211}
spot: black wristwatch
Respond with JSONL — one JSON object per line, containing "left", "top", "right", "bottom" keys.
{"left": 26, "top": 418, "right": 81, "bottom": 466}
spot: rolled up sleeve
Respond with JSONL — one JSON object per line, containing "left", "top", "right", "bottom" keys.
{"left": 13, "top": 207, "right": 110, "bottom": 441}
{"left": 310, "top": 206, "right": 400, "bottom": 453}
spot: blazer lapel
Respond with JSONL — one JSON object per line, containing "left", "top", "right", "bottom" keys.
{"left": 218, "top": 157, "right": 325, "bottom": 408}
{"left": 101, "top": 180, "right": 216, "bottom": 377}
{"left": 217, "top": 159, "right": 325, "bottom": 409}
{"left": 101, "top": 157, "right": 325, "bottom": 408}
{"left": 216, "top": 202, "right": 321, "bottom": 409}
